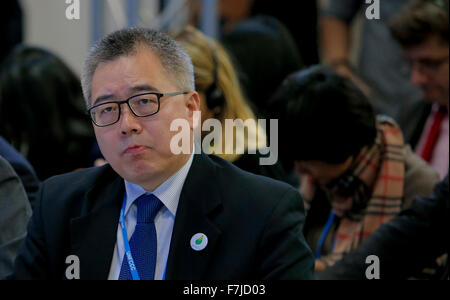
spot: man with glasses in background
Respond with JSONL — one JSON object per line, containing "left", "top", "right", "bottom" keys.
{"left": 9, "top": 28, "right": 314, "bottom": 280}
{"left": 392, "top": 0, "right": 449, "bottom": 179}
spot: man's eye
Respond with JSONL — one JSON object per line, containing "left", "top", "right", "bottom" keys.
{"left": 136, "top": 98, "right": 158, "bottom": 106}
{"left": 139, "top": 98, "right": 150, "bottom": 105}
{"left": 100, "top": 106, "right": 115, "bottom": 114}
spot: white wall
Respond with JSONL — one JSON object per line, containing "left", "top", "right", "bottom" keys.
{"left": 20, "top": 0, "right": 162, "bottom": 76}
{"left": 19, "top": 0, "right": 207, "bottom": 76}
{"left": 20, "top": 0, "right": 91, "bottom": 76}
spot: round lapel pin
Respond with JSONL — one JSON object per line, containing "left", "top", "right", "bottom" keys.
{"left": 190, "top": 233, "right": 208, "bottom": 251}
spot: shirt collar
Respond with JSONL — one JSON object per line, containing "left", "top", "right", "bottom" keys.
{"left": 431, "top": 102, "right": 449, "bottom": 114}
{"left": 123, "top": 144, "right": 195, "bottom": 217}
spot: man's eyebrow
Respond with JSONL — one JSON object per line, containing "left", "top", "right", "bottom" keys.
{"left": 92, "top": 84, "right": 160, "bottom": 107}
{"left": 130, "top": 84, "right": 160, "bottom": 94}
{"left": 92, "top": 94, "right": 115, "bottom": 106}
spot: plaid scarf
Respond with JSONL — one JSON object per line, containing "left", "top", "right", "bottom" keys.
{"left": 303, "top": 117, "right": 406, "bottom": 268}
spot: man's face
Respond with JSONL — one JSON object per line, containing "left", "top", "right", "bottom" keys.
{"left": 404, "top": 34, "right": 449, "bottom": 105}
{"left": 90, "top": 46, "right": 199, "bottom": 190}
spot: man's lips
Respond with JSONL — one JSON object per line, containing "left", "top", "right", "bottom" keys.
{"left": 123, "top": 145, "right": 149, "bottom": 155}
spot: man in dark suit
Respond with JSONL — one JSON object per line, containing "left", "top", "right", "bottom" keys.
{"left": 390, "top": 0, "right": 449, "bottom": 179}
{"left": 10, "top": 28, "right": 314, "bottom": 280}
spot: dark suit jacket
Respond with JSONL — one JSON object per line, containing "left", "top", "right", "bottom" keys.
{"left": 319, "top": 175, "right": 449, "bottom": 280}
{"left": 0, "top": 155, "right": 31, "bottom": 278}
{"left": 397, "top": 101, "right": 431, "bottom": 150}
{"left": 0, "top": 137, "right": 40, "bottom": 206}
{"left": 232, "top": 152, "right": 299, "bottom": 188}
{"left": 11, "top": 152, "right": 315, "bottom": 280}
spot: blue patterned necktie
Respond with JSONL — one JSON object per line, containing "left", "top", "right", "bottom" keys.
{"left": 118, "top": 194, "right": 163, "bottom": 280}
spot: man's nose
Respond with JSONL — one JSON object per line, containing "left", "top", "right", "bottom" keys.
{"left": 119, "top": 105, "right": 143, "bottom": 135}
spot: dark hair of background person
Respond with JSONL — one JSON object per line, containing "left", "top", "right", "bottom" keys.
{"left": 389, "top": 0, "right": 449, "bottom": 46}
{"left": 266, "top": 65, "right": 377, "bottom": 171}
{"left": 1, "top": 0, "right": 22, "bottom": 64}
{"left": 221, "top": 14, "right": 304, "bottom": 118}
{"left": 0, "top": 45, "right": 96, "bottom": 180}
{"left": 249, "top": 0, "right": 319, "bottom": 67}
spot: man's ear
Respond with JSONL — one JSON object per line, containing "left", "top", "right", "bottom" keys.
{"left": 186, "top": 91, "right": 201, "bottom": 129}
{"left": 186, "top": 91, "right": 200, "bottom": 115}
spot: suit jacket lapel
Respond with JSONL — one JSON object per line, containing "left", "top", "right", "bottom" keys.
{"left": 166, "top": 153, "right": 223, "bottom": 279}
{"left": 69, "top": 168, "right": 124, "bottom": 280}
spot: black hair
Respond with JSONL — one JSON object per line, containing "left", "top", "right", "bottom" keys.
{"left": 221, "top": 15, "right": 304, "bottom": 118}
{"left": 266, "top": 65, "right": 377, "bottom": 170}
{"left": 0, "top": 45, "right": 95, "bottom": 179}
{"left": 0, "top": 0, "right": 22, "bottom": 64}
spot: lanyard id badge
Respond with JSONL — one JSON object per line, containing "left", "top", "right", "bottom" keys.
{"left": 120, "top": 199, "right": 140, "bottom": 280}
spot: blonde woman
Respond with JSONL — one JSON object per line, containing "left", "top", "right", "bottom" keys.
{"left": 173, "top": 26, "right": 292, "bottom": 184}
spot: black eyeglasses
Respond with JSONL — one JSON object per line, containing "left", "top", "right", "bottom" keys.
{"left": 87, "top": 91, "right": 188, "bottom": 127}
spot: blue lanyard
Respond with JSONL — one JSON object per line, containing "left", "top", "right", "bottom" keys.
{"left": 315, "top": 211, "right": 336, "bottom": 259}
{"left": 120, "top": 199, "right": 141, "bottom": 280}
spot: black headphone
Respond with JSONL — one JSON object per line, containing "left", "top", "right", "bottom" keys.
{"left": 205, "top": 41, "right": 226, "bottom": 111}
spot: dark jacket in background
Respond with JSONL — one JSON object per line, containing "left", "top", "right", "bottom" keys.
{"left": 0, "top": 136, "right": 40, "bottom": 206}
{"left": 0, "top": 155, "right": 32, "bottom": 278}
{"left": 397, "top": 100, "right": 432, "bottom": 151}
{"left": 232, "top": 152, "right": 299, "bottom": 188}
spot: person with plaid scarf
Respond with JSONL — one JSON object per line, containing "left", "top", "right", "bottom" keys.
{"left": 267, "top": 65, "right": 440, "bottom": 274}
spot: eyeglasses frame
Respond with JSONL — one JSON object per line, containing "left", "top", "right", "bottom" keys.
{"left": 87, "top": 91, "right": 189, "bottom": 127}
{"left": 403, "top": 55, "right": 449, "bottom": 77}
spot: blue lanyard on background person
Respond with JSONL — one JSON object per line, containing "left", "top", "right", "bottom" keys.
{"left": 120, "top": 198, "right": 141, "bottom": 280}
{"left": 315, "top": 210, "right": 336, "bottom": 259}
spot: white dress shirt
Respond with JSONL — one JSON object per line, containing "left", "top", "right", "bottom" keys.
{"left": 108, "top": 149, "right": 194, "bottom": 280}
